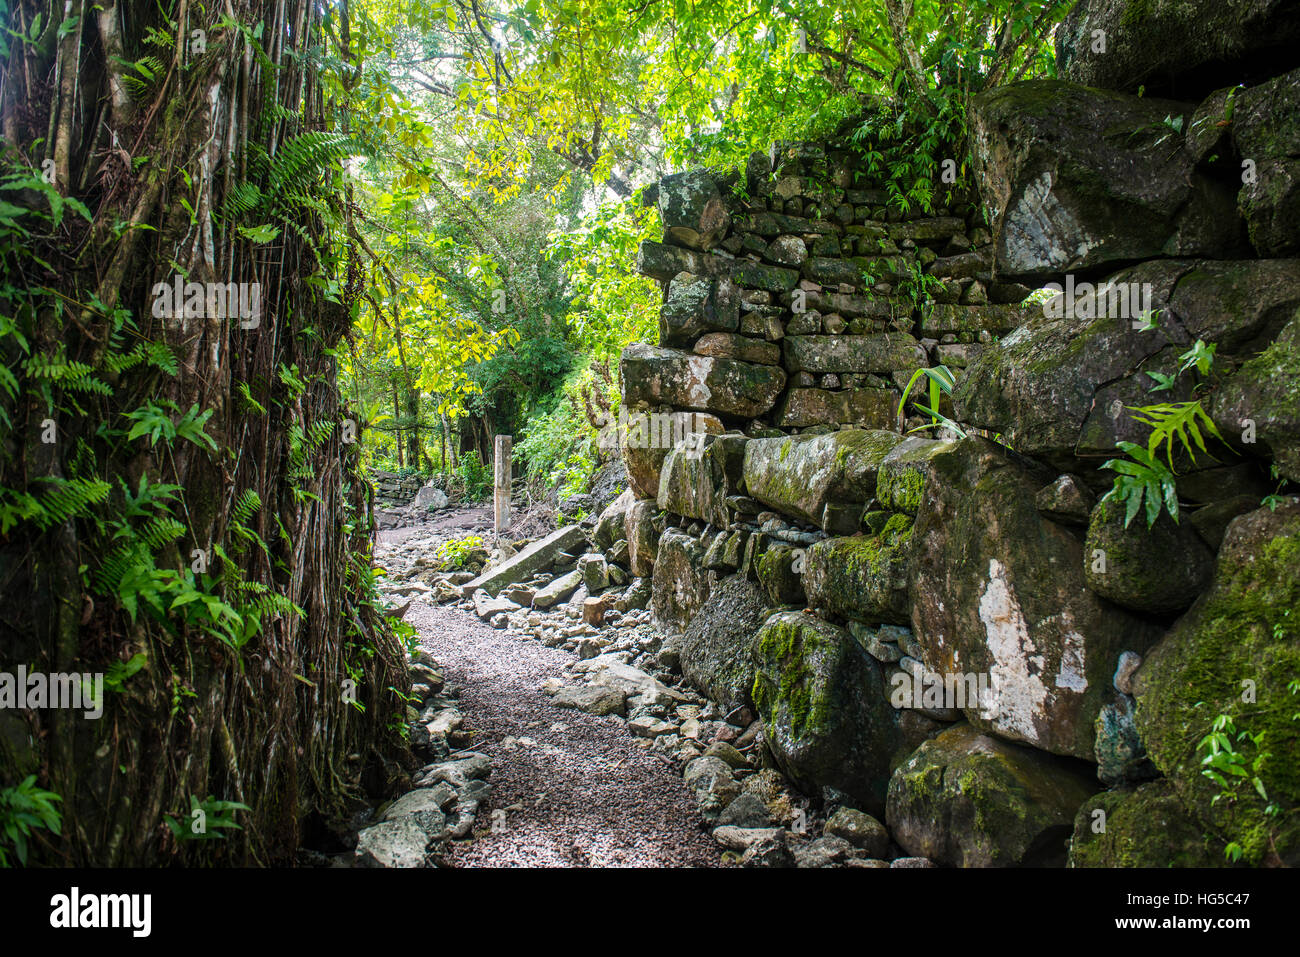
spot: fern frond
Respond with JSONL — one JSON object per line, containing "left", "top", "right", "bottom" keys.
{"left": 138, "top": 516, "right": 187, "bottom": 551}
{"left": 30, "top": 477, "right": 112, "bottom": 531}
{"left": 231, "top": 489, "right": 262, "bottom": 527}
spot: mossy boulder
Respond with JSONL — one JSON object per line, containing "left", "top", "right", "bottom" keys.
{"left": 886, "top": 724, "right": 1097, "bottom": 867}
{"left": 1133, "top": 500, "right": 1300, "bottom": 865}
{"left": 1068, "top": 780, "right": 1228, "bottom": 868}
{"left": 625, "top": 499, "right": 664, "bottom": 577}
{"left": 1234, "top": 68, "right": 1300, "bottom": 257}
{"left": 693, "top": 331, "right": 781, "bottom": 366}
{"left": 620, "top": 343, "right": 786, "bottom": 420}
{"left": 804, "top": 516, "right": 915, "bottom": 625}
{"left": 656, "top": 433, "right": 746, "bottom": 527}
{"left": 911, "top": 438, "right": 1162, "bottom": 760}
{"left": 621, "top": 408, "right": 724, "bottom": 499}
{"left": 1083, "top": 497, "right": 1215, "bottom": 615}
{"left": 658, "top": 169, "right": 730, "bottom": 250}
{"left": 1213, "top": 310, "right": 1300, "bottom": 483}
{"left": 593, "top": 488, "right": 634, "bottom": 551}
{"left": 742, "top": 429, "right": 905, "bottom": 529}
{"left": 970, "top": 81, "right": 1246, "bottom": 279}
{"left": 755, "top": 543, "right": 806, "bottom": 605}
{"left": 956, "top": 258, "right": 1300, "bottom": 466}
{"left": 781, "top": 334, "right": 926, "bottom": 374}
{"left": 650, "top": 528, "right": 712, "bottom": 634}
{"left": 775, "top": 387, "right": 896, "bottom": 430}
{"left": 751, "top": 611, "right": 902, "bottom": 815}
{"left": 658, "top": 272, "right": 740, "bottom": 347}
{"left": 1056, "top": 0, "right": 1300, "bottom": 98}
{"left": 876, "top": 437, "right": 960, "bottom": 515}
{"left": 676, "top": 574, "right": 771, "bottom": 711}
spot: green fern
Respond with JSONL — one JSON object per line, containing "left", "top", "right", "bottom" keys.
{"left": 231, "top": 489, "right": 262, "bottom": 527}
{"left": 1127, "top": 400, "right": 1226, "bottom": 470}
{"left": 23, "top": 354, "right": 111, "bottom": 396}
{"left": 1100, "top": 441, "right": 1180, "bottom": 528}
{"left": 28, "top": 477, "right": 112, "bottom": 531}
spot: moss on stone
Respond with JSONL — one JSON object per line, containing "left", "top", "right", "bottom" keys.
{"left": 804, "top": 516, "right": 914, "bottom": 623}
{"left": 880, "top": 466, "right": 925, "bottom": 513}
{"left": 1134, "top": 505, "right": 1300, "bottom": 865}
{"left": 751, "top": 615, "right": 833, "bottom": 740}
{"left": 1069, "top": 781, "right": 1228, "bottom": 868}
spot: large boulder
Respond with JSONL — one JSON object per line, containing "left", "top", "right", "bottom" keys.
{"left": 658, "top": 169, "right": 731, "bottom": 250}
{"left": 751, "top": 611, "right": 902, "bottom": 815}
{"left": 659, "top": 272, "right": 740, "bottom": 347}
{"left": 742, "top": 429, "right": 905, "bottom": 529}
{"left": 911, "top": 438, "right": 1161, "bottom": 760}
{"left": 353, "top": 819, "right": 431, "bottom": 868}
{"left": 804, "top": 515, "right": 915, "bottom": 625}
{"left": 1068, "top": 780, "right": 1228, "bottom": 868}
{"left": 782, "top": 334, "right": 927, "bottom": 374}
{"left": 621, "top": 343, "right": 786, "bottom": 419}
{"left": 621, "top": 407, "right": 723, "bottom": 499}
{"left": 593, "top": 487, "right": 634, "bottom": 550}
{"left": 969, "top": 80, "right": 1246, "bottom": 279}
{"left": 1056, "top": 0, "right": 1300, "bottom": 97}
{"left": 650, "top": 528, "right": 712, "bottom": 633}
{"left": 657, "top": 433, "right": 746, "bottom": 527}
{"left": 956, "top": 259, "right": 1300, "bottom": 466}
{"left": 754, "top": 543, "right": 806, "bottom": 605}
{"left": 1133, "top": 500, "right": 1300, "bottom": 865}
{"left": 775, "top": 387, "right": 896, "bottom": 430}
{"left": 876, "top": 437, "right": 960, "bottom": 515}
{"left": 1234, "top": 68, "right": 1300, "bottom": 256}
{"left": 625, "top": 499, "right": 663, "bottom": 577}
{"left": 1083, "top": 497, "right": 1215, "bottom": 615}
{"left": 694, "top": 332, "right": 781, "bottom": 366}
{"left": 676, "top": 574, "right": 771, "bottom": 710}
{"left": 886, "top": 724, "right": 1098, "bottom": 868}
{"left": 1211, "top": 310, "right": 1300, "bottom": 482}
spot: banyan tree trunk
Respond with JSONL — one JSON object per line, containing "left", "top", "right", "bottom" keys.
{"left": 0, "top": 0, "right": 409, "bottom": 864}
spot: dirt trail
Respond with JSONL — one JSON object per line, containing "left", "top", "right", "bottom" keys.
{"left": 408, "top": 603, "right": 721, "bottom": 867}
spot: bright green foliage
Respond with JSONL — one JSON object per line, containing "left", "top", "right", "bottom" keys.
{"left": 898, "top": 364, "right": 966, "bottom": 438}
{"left": 0, "top": 777, "right": 63, "bottom": 867}
{"left": 164, "top": 796, "right": 252, "bottom": 842}
{"left": 456, "top": 452, "right": 493, "bottom": 502}
{"left": 546, "top": 199, "right": 661, "bottom": 360}
{"left": 1198, "top": 709, "right": 1286, "bottom": 864}
{"left": 1101, "top": 441, "right": 1180, "bottom": 528}
{"left": 1128, "top": 400, "right": 1226, "bottom": 471}
{"left": 435, "top": 534, "right": 486, "bottom": 570}
{"left": 440, "top": 0, "right": 1069, "bottom": 191}
{"left": 1106, "top": 338, "right": 1229, "bottom": 526}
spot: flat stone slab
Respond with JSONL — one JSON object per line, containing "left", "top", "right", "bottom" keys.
{"left": 551, "top": 684, "right": 627, "bottom": 716}
{"left": 532, "top": 569, "right": 582, "bottom": 609}
{"left": 353, "top": 819, "right": 430, "bottom": 868}
{"left": 460, "top": 525, "right": 588, "bottom": 598}
{"left": 472, "top": 589, "right": 521, "bottom": 620}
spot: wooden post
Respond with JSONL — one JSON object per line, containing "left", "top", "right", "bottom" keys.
{"left": 493, "top": 434, "right": 512, "bottom": 540}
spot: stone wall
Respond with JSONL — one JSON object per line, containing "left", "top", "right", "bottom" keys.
{"left": 370, "top": 469, "right": 427, "bottom": 506}
{"left": 605, "top": 0, "right": 1300, "bottom": 868}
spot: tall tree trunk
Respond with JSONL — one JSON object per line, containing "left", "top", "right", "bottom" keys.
{"left": 403, "top": 382, "right": 420, "bottom": 470}
{"left": 0, "top": 0, "right": 409, "bottom": 865}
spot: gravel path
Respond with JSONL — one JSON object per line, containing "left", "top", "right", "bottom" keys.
{"left": 409, "top": 602, "right": 722, "bottom": 867}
